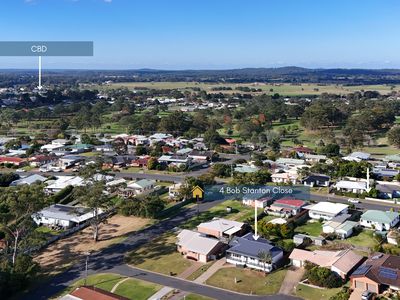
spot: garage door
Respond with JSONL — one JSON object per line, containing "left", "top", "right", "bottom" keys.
{"left": 354, "top": 280, "right": 365, "bottom": 289}
{"left": 366, "top": 283, "right": 378, "bottom": 293}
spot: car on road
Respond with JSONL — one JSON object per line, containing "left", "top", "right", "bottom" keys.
{"left": 348, "top": 198, "right": 360, "bottom": 203}
{"left": 16, "top": 168, "right": 26, "bottom": 172}
{"left": 361, "top": 290, "right": 373, "bottom": 300}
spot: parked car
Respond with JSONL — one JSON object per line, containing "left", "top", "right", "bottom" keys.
{"left": 361, "top": 290, "right": 373, "bottom": 300}
{"left": 16, "top": 168, "right": 26, "bottom": 173}
{"left": 348, "top": 198, "right": 360, "bottom": 203}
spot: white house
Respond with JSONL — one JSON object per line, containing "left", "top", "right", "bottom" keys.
{"left": 242, "top": 197, "right": 269, "bottom": 209}
{"left": 10, "top": 174, "right": 47, "bottom": 186}
{"left": 44, "top": 176, "right": 85, "bottom": 194}
{"left": 271, "top": 172, "right": 299, "bottom": 185}
{"left": 360, "top": 210, "right": 400, "bottom": 231}
{"left": 335, "top": 180, "right": 368, "bottom": 194}
{"left": 33, "top": 204, "right": 101, "bottom": 228}
{"left": 305, "top": 202, "right": 349, "bottom": 221}
{"left": 125, "top": 179, "right": 156, "bottom": 196}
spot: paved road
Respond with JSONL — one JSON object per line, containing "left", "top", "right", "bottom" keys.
{"left": 22, "top": 198, "right": 299, "bottom": 300}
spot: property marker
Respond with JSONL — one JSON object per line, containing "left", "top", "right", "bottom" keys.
{"left": 38, "top": 56, "right": 42, "bottom": 90}
{"left": 253, "top": 204, "right": 259, "bottom": 240}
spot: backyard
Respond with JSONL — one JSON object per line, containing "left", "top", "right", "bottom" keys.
{"left": 294, "top": 220, "right": 323, "bottom": 237}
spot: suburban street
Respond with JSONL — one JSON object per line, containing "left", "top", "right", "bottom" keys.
{"left": 20, "top": 197, "right": 299, "bottom": 300}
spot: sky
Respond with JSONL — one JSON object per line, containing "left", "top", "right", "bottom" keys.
{"left": 0, "top": 0, "right": 400, "bottom": 69}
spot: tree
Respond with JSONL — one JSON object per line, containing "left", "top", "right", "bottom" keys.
{"left": 112, "top": 137, "right": 127, "bottom": 155}
{"left": 118, "top": 195, "right": 165, "bottom": 218}
{"left": 388, "top": 126, "right": 400, "bottom": 148}
{"left": 147, "top": 157, "right": 159, "bottom": 170}
{"left": 257, "top": 250, "right": 272, "bottom": 273}
{"left": 73, "top": 181, "right": 112, "bottom": 241}
{"left": 0, "top": 184, "right": 47, "bottom": 265}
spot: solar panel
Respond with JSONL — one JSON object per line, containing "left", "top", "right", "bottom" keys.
{"left": 379, "top": 267, "right": 398, "bottom": 280}
{"left": 352, "top": 265, "right": 371, "bottom": 276}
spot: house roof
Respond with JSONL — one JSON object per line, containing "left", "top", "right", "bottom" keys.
{"left": 128, "top": 179, "right": 155, "bottom": 189}
{"left": 227, "top": 233, "right": 282, "bottom": 259}
{"left": 177, "top": 229, "right": 221, "bottom": 255}
{"left": 305, "top": 202, "right": 349, "bottom": 215}
{"left": 33, "top": 204, "right": 99, "bottom": 223}
{"left": 335, "top": 180, "right": 367, "bottom": 190}
{"left": 11, "top": 174, "right": 47, "bottom": 185}
{"left": 289, "top": 249, "right": 363, "bottom": 275}
{"left": 303, "top": 174, "right": 330, "bottom": 183}
{"left": 349, "top": 152, "right": 371, "bottom": 160}
{"left": 361, "top": 210, "right": 399, "bottom": 224}
{"left": 198, "top": 218, "right": 244, "bottom": 235}
{"left": 63, "top": 286, "right": 130, "bottom": 300}
{"left": 272, "top": 198, "right": 306, "bottom": 208}
{"left": 276, "top": 158, "right": 305, "bottom": 165}
{"left": 351, "top": 253, "right": 400, "bottom": 288}
{"left": 376, "top": 184, "right": 400, "bottom": 194}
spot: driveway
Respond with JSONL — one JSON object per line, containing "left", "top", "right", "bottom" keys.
{"left": 279, "top": 267, "right": 305, "bottom": 295}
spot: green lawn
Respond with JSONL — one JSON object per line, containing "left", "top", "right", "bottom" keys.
{"left": 206, "top": 268, "right": 287, "bottom": 295}
{"left": 185, "top": 294, "right": 215, "bottom": 300}
{"left": 295, "top": 221, "right": 322, "bottom": 237}
{"left": 187, "top": 262, "right": 214, "bottom": 281}
{"left": 295, "top": 283, "right": 343, "bottom": 300}
{"left": 58, "top": 273, "right": 161, "bottom": 300}
{"left": 113, "top": 278, "right": 162, "bottom": 300}
{"left": 125, "top": 233, "right": 194, "bottom": 276}
{"left": 181, "top": 200, "right": 261, "bottom": 230}
{"left": 340, "top": 229, "right": 378, "bottom": 248}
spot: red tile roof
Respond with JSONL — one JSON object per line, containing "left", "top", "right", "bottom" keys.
{"left": 69, "top": 286, "right": 130, "bottom": 300}
{"left": 0, "top": 156, "right": 25, "bottom": 163}
{"left": 273, "top": 198, "right": 306, "bottom": 208}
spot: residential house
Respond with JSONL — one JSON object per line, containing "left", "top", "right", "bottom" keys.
{"left": 0, "top": 156, "right": 26, "bottom": 166}
{"left": 351, "top": 253, "right": 400, "bottom": 293}
{"left": 28, "top": 155, "right": 57, "bottom": 167}
{"left": 303, "top": 174, "right": 330, "bottom": 187}
{"left": 275, "top": 158, "right": 305, "bottom": 167}
{"left": 158, "top": 155, "right": 192, "bottom": 168}
{"left": 323, "top": 214, "right": 358, "bottom": 239}
{"left": 60, "top": 286, "right": 130, "bottom": 300}
{"left": 343, "top": 152, "right": 371, "bottom": 162}
{"left": 10, "top": 174, "right": 47, "bottom": 186}
{"left": 242, "top": 197, "right": 271, "bottom": 209}
{"left": 293, "top": 146, "right": 314, "bottom": 156}
{"left": 234, "top": 164, "right": 260, "bottom": 173}
{"left": 40, "top": 139, "right": 69, "bottom": 152}
{"left": 177, "top": 229, "right": 225, "bottom": 263}
{"left": 271, "top": 172, "right": 299, "bottom": 185}
{"left": 120, "top": 179, "right": 157, "bottom": 197}
{"left": 334, "top": 180, "right": 368, "bottom": 194}
{"left": 290, "top": 248, "right": 364, "bottom": 279}
{"left": 293, "top": 234, "right": 325, "bottom": 246}
{"left": 304, "top": 153, "right": 327, "bottom": 164}
{"left": 188, "top": 150, "right": 216, "bottom": 162}
{"left": 33, "top": 204, "right": 101, "bottom": 228}
{"left": 44, "top": 176, "right": 85, "bottom": 194}
{"left": 226, "top": 233, "right": 283, "bottom": 273}
{"left": 372, "top": 167, "right": 400, "bottom": 180}
{"left": 360, "top": 210, "right": 400, "bottom": 231}
{"left": 376, "top": 183, "right": 400, "bottom": 199}
{"left": 197, "top": 218, "right": 246, "bottom": 239}
{"left": 58, "top": 155, "right": 85, "bottom": 170}
{"left": 168, "top": 183, "right": 183, "bottom": 198}
{"left": 305, "top": 202, "right": 349, "bottom": 221}
{"left": 267, "top": 198, "right": 306, "bottom": 217}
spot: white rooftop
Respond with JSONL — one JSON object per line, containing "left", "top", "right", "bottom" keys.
{"left": 305, "top": 201, "right": 349, "bottom": 215}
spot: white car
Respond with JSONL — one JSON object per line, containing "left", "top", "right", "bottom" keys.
{"left": 15, "top": 168, "right": 26, "bottom": 173}
{"left": 347, "top": 198, "right": 360, "bottom": 203}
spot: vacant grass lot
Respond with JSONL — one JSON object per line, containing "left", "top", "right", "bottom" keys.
{"left": 125, "top": 233, "right": 194, "bottom": 276}
{"left": 206, "top": 267, "right": 287, "bottom": 295}
{"left": 294, "top": 283, "right": 342, "bottom": 300}
{"left": 181, "top": 199, "right": 261, "bottom": 230}
{"left": 294, "top": 221, "right": 322, "bottom": 237}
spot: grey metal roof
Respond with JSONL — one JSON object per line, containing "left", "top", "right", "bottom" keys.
{"left": 227, "top": 233, "right": 282, "bottom": 259}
